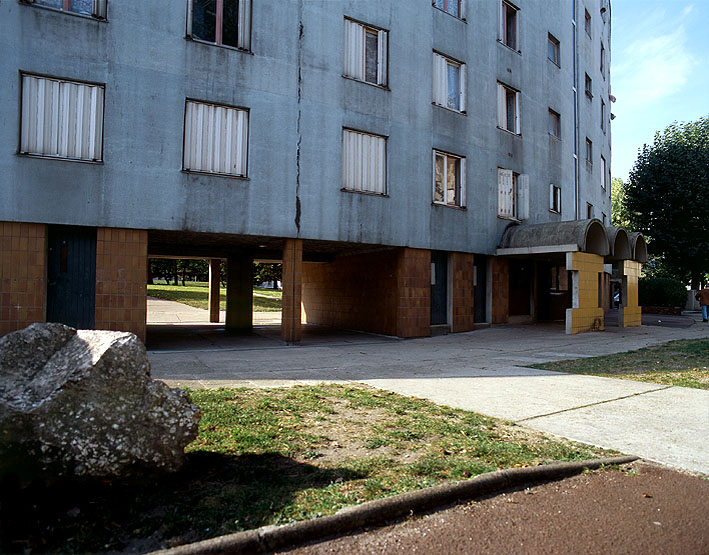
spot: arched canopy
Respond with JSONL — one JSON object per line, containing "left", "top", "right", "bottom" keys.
{"left": 605, "top": 226, "right": 632, "bottom": 261}
{"left": 497, "top": 219, "right": 610, "bottom": 256}
{"left": 629, "top": 232, "right": 648, "bottom": 263}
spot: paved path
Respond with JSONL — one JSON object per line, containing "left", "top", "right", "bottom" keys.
{"left": 147, "top": 299, "right": 709, "bottom": 475}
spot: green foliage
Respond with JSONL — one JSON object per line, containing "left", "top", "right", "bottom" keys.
{"left": 610, "top": 177, "right": 629, "bottom": 228}
{"left": 253, "top": 263, "right": 282, "bottom": 287}
{"left": 149, "top": 258, "right": 211, "bottom": 285}
{"left": 638, "top": 277, "right": 688, "bottom": 308}
{"left": 625, "top": 116, "right": 709, "bottom": 286}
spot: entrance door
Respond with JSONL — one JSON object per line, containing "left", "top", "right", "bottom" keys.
{"left": 430, "top": 251, "right": 448, "bottom": 325}
{"left": 47, "top": 225, "right": 97, "bottom": 329}
{"left": 508, "top": 260, "right": 532, "bottom": 317}
{"left": 473, "top": 255, "right": 487, "bottom": 323}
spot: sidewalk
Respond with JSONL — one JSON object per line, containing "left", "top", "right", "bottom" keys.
{"left": 147, "top": 299, "right": 709, "bottom": 475}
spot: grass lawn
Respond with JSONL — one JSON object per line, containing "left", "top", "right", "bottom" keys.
{"left": 147, "top": 282, "right": 282, "bottom": 312}
{"left": 531, "top": 338, "right": 709, "bottom": 390}
{"left": 4, "top": 384, "right": 614, "bottom": 553}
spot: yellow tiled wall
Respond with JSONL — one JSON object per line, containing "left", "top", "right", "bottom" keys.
{"left": 620, "top": 260, "right": 642, "bottom": 327}
{"left": 565, "top": 252, "right": 604, "bottom": 334}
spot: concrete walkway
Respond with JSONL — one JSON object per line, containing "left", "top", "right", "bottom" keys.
{"left": 146, "top": 299, "right": 709, "bottom": 475}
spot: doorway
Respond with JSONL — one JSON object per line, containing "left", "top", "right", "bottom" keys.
{"left": 430, "top": 251, "right": 448, "bottom": 326}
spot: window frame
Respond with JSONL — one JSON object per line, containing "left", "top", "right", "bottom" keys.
{"left": 499, "top": 0, "right": 519, "bottom": 52}
{"left": 432, "top": 52, "right": 466, "bottom": 113}
{"left": 584, "top": 73, "right": 593, "bottom": 100}
{"left": 432, "top": 150, "right": 466, "bottom": 208}
{"left": 585, "top": 138, "right": 593, "bottom": 166}
{"left": 341, "top": 128, "right": 387, "bottom": 196}
{"left": 497, "top": 168, "right": 528, "bottom": 220}
{"left": 186, "top": 0, "right": 252, "bottom": 52}
{"left": 548, "top": 108, "right": 561, "bottom": 138}
{"left": 584, "top": 8, "right": 592, "bottom": 37}
{"left": 601, "top": 99, "right": 606, "bottom": 132}
{"left": 587, "top": 202, "right": 593, "bottom": 219}
{"left": 19, "top": 72, "right": 106, "bottom": 163}
{"left": 343, "top": 17, "right": 388, "bottom": 87}
{"left": 21, "top": 0, "right": 107, "bottom": 19}
{"left": 497, "top": 82, "right": 521, "bottom": 135}
{"left": 600, "top": 42, "right": 606, "bottom": 76}
{"left": 547, "top": 33, "right": 560, "bottom": 66}
{"left": 182, "top": 98, "right": 250, "bottom": 179}
{"left": 433, "top": 0, "right": 465, "bottom": 20}
{"left": 549, "top": 184, "right": 561, "bottom": 214}
{"left": 600, "top": 155, "right": 607, "bottom": 190}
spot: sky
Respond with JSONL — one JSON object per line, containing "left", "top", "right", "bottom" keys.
{"left": 610, "top": 0, "right": 709, "bottom": 181}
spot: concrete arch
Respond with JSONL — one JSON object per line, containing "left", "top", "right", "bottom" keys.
{"left": 605, "top": 226, "right": 632, "bottom": 261}
{"left": 629, "top": 232, "right": 648, "bottom": 263}
{"left": 498, "top": 219, "right": 609, "bottom": 256}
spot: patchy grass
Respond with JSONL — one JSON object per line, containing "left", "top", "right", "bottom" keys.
{"left": 147, "top": 282, "right": 282, "bottom": 312}
{"left": 532, "top": 338, "right": 709, "bottom": 390}
{"left": 2, "top": 384, "right": 614, "bottom": 554}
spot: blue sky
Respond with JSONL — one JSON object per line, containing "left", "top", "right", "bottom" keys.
{"left": 610, "top": 0, "right": 709, "bottom": 181}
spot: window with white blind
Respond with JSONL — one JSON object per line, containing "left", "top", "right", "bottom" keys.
{"left": 549, "top": 184, "right": 561, "bottom": 214}
{"left": 497, "top": 82, "right": 520, "bottom": 134}
{"left": 187, "top": 0, "right": 251, "bottom": 51}
{"left": 183, "top": 100, "right": 249, "bottom": 177}
{"left": 600, "top": 155, "right": 607, "bottom": 189}
{"left": 342, "top": 129, "right": 386, "bottom": 195}
{"left": 433, "top": 52, "right": 465, "bottom": 112}
{"left": 20, "top": 74, "right": 104, "bottom": 162}
{"left": 343, "top": 18, "right": 388, "bottom": 86}
{"left": 498, "top": 168, "right": 528, "bottom": 220}
{"left": 28, "top": 0, "right": 107, "bottom": 19}
{"left": 433, "top": 151, "right": 465, "bottom": 207}
{"left": 433, "top": 0, "right": 465, "bottom": 20}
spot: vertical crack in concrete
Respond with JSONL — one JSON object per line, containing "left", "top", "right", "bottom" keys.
{"left": 294, "top": 8, "right": 303, "bottom": 234}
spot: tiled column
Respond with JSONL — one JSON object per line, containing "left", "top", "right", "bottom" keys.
{"left": 281, "top": 238, "right": 303, "bottom": 343}
{"left": 451, "top": 252, "right": 475, "bottom": 332}
{"left": 0, "top": 222, "right": 46, "bottom": 336}
{"left": 95, "top": 228, "right": 148, "bottom": 342}
{"left": 395, "top": 248, "right": 430, "bottom": 338}
{"left": 225, "top": 254, "right": 253, "bottom": 333}
{"left": 208, "top": 259, "right": 221, "bottom": 323}
{"left": 619, "top": 260, "right": 642, "bottom": 327}
{"left": 490, "top": 257, "right": 509, "bottom": 324}
{"left": 565, "top": 251, "right": 605, "bottom": 334}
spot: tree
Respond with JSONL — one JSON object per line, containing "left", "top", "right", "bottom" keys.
{"left": 625, "top": 116, "right": 709, "bottom": 288}
{"left": 610, "top": 177, "right": 629, "bottom": 228}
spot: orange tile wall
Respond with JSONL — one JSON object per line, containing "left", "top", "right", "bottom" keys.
{"left": 395, "top": 248, "right": 430, "bottom": 338}
{"left": 95, "top": 228, "right": 147, "bottom": 342}
{"left": 282, "top": 238, "right": 303, "bottom": 343}
{"left": 451, "top": 252, "right": 475, "bottom": 333}
{"left": 0, "top": 222, "right": 46, "bottom": 336}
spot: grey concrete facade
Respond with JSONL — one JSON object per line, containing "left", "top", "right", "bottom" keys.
{"left": 0, "top": 0, "right": 612, "bottom": 255}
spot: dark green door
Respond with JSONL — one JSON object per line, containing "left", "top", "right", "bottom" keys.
{"left": 430, "top": 251, "right": 448, "bottom": 325}
{"left": 47, "top": 226, "right": 96, "bottom": 329}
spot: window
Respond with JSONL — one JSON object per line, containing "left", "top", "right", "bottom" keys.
{"left": 587, "top": 202, "right": 593, "bottom": 219}
{"left": 602, "top": 212, "right": 607, "bottom": 225}
{"left": 342, "top": 129, "right": 386, "bottom": 194}
{"left": 497, "top": 82, "right": 520, "bottom": 134}
{"left": 20, "top": 74, "right": 104, "bottom": 162}
{"left": 500, "top": 1, "right": 518, "bottom": 50}
{"left": 585, "top": 138, "right": 593, "bottom": 164}
{"left": 585, "top": 73, "right": 593, "bottom": 99}
{"left": 498, "top": 168, "right": 528, "bottom": 220}
{"left": 433, "top": 0, "right": 464, "bottom": 19}
{"left": 601, "top": 99, "right": 606, "bottom": 132}
{"left": 344, "top": 19, "right": 388, "bottom": 86}
{"left": 547, "top": 33, "right": 560, "bottom": 66}
{"left": 600, "top": 42, "right": 606, "bottom": 75}
{"left": 433, "top": 53, "right": 465, "bottom": 112}
{"left": 584, "top": 9, "right": 591, "bottom": 37}
{"left": 600, "top": 155, "right": 607, "bottom": 189}
{"left": 187, "top": 0, "right": 251, "bottom": 51}
{"left": 28, "top": 0, "right": 107, "bottom": 18}
{"left": 548, "top": 109, "right": 560, "bottom": 138}
{"left": 183, "top": 100, "right": 249, "bottom": 177}
{"left": 549, "top": 184, "right": 561, "bottom": 214}
{"left": 433, "top": 151, "right": 466, "bottom": 207}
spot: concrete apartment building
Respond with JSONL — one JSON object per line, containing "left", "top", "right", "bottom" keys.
{"left": 0, "top": 0, "right": 645, "bottom": 344}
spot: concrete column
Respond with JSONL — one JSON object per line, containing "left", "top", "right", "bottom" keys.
{"left": 208, "top": 259, "right": 221, "bottom": 323}
{"left": 225, "top": 255, "right": 252, "bottom": 333}
{"left": 281, "top": 238, "right": 303, "bottom": 343}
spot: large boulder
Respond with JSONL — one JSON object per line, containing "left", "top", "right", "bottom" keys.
{"left": 0, "top": 323, "right": 200, "bottom": 481}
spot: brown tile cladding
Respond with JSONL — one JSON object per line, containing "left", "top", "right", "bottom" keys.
{"left": 451, "top": 252, "right": 475, "bottom": 332}
{"left": 0, "top": 222, "right": 46, "bottom": 336}
{"left": 281, "top": 238, "right": 303, "bottom": 343}
{"left": 490, "top": 257, "right": 509, "bottom": 324}
{"left": 94, "top": 228, "right": 147, "bottom": 342}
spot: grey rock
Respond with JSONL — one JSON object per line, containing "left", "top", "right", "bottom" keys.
{"left": 0, "top": 323, "right": 200, "bottom": 480}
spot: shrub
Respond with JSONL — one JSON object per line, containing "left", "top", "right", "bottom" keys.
{"left": 638, "top": 277, "right": 687, "bottom": 307}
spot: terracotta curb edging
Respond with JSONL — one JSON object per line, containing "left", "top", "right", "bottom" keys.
{"left": 152, "top": 456, "right": 638, "bottom": 555}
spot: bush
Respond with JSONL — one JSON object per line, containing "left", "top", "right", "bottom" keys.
{"left": 638, "top": 277, "right": 687, "bottom": 307}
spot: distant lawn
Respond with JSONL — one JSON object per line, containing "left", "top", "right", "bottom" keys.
{"left": 531, "top": 338, "right": 709, "bottom": 390}
{"left": 147, "top": 282, "right": 281, "bottom": 312}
